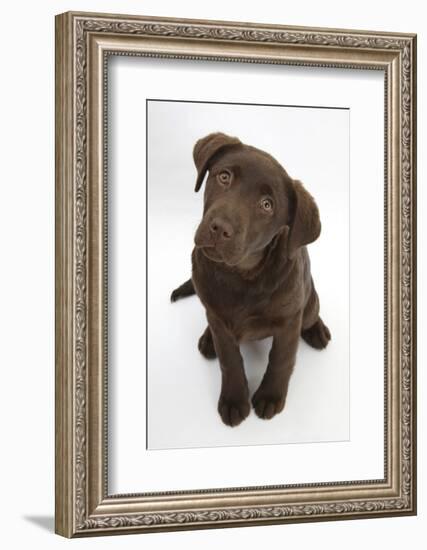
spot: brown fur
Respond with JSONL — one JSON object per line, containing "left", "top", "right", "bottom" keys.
{"left": 171, "top": 133, "right": 331, "bottom": 426}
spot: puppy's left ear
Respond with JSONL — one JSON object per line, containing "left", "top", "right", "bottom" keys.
{"left": 287, "top": 179, "right": 321, "bottom": 259}
{"left": 193, "top": 132, "right": 241, "bottom": 192}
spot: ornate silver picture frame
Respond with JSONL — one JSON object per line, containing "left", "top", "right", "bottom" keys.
{"left": 55, "top": 11, "right": 417, "bottom": 537}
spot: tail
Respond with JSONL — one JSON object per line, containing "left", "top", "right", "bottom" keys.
{"left": 170, "top": 278, "right": 196, "bottom": 302}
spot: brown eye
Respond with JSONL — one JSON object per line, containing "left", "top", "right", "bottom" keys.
{"left": 217, "top": 170, "right": 232, "bottom": 186}
{"left": 261, "top": 198, "right": 273, "bottom": 211}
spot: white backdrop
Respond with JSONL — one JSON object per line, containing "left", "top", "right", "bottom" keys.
{"left": 1, "top": 1, "right": 424, "bottom": 549}
{"left": 145, "top": 99, "right": 350, "bottom": 450}
{"left": 108, "top": 58, "right": 384, "bottom": 493}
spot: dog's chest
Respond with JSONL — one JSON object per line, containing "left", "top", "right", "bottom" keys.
{"left": 192, "top": 247, "right": 306, "bottom": 340}
{"left": 195, "top": 269, "right": 291, "bottom": 340}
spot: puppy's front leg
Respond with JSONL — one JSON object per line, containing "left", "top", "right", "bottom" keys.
{"left": 252, "top": 313, "right": 302, "bottom": 420}
{"left": 207, "top": 314, "right": 250, "bottom": 427}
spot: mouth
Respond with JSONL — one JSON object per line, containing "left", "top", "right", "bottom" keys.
{"left": 197, "top": 244, "right": 248, "bottom": 267}
{"left": 197, "top": 245, "right": 224, "bottom": 263}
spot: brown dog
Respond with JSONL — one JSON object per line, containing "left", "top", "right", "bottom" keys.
{"left": 171, "top": 133, "right": 331, "bottom": 427}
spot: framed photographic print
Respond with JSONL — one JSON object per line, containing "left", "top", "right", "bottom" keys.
{"left": 55, "top": 11, "right": 417, "bottom": 537}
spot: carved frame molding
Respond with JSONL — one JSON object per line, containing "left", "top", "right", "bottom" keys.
{"left": 55, "top": 11, "right": 416, "bottom": 537}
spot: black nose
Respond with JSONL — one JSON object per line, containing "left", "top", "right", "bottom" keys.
{"left": 209, "top": 217, "right": 234, "bottom": 240}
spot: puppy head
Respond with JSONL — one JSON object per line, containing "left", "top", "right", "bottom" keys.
{"left": 193, "top": 132, "right": 320, "bottom": 266}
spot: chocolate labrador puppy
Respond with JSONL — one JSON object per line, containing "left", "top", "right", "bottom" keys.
{"left": 171, "top": 133, "right": 330, "bottom": 427}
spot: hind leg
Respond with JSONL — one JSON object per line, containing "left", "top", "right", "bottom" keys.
{"left": 198, "top": 326, "right": 217, "bottom": 359}
{"left": 301, "top": 317, "right": 331, "bottom": 349}
{"left": 301, "top": 280, "right": 331, "bottom": 350}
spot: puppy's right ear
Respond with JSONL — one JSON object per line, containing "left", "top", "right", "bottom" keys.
{"left": 193, "top": 133, "right": 241, "bottom": 192}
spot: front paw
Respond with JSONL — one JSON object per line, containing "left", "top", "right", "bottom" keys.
{"left": 252, "top": 387, "right": 286, "bottom": 420}
{"left": 218, "top": 393, "right": 250, "bottom": 427}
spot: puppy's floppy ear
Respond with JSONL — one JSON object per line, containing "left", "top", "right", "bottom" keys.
{"left": 193, "top": 132, "right": 241, "bottom": 192}
{"left": 287, "top": 179, "right": 321, "bottom": 259}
